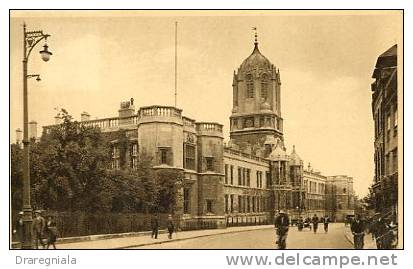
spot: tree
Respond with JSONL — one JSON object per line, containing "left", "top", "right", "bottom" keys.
{"left": 27, "top": 109, "right": 112, "bottom": 212}
{"left": 154, "top": 169, "right": 184, "bottom": 214}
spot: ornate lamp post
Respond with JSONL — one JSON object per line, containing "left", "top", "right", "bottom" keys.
{"left": 21, "top": 23, "right": 52, "bottom": 249}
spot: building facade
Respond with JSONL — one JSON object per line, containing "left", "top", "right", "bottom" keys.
{"left": 326, "top": 175, "right": 355, "bottom": 222}
{"left": 371, "top": 44, "right": 398, "bottom": 222}
{"left": 41, "top": 38, "right": 355, "bottom": 228}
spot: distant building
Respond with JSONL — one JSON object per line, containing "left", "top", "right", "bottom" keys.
{"left": 42, "top": 37, "right": 355, "bottom": 227}
{"left": 326, "top": 175, "right": 355, "bottom": 221}
{"left": 371, "top": 44, "right": 398, "bottom": 222}
{"left": 303, "top": 164, "right": 327, "bottom": 218}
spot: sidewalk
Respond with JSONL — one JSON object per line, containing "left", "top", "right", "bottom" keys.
{"left": 344, "top": 227, "right": 376, "bottom": 249}
{"left": 45, "top": 225, "right": 274, "bottom": 249}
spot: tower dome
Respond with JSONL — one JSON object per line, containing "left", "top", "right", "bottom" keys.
{"left": 289, "top": 145, "right": 303, "bottom": 166}
{"left": 240, "top": 42, "right": 272, "bottom": 71}
{"left": 268, "top": 139, "right": 288, "bottom": 161}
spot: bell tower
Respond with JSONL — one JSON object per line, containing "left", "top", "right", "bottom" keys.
{"left": 229, "top": 31, "right": 283, "bottom": 155}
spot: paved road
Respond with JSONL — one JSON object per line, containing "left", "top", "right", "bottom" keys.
{"left": 130, "top": 223, "right": 353, "bottom": 249}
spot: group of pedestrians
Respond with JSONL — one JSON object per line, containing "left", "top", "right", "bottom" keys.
{"left": 150, "top": 213, "right": 175, "bottom": 240}
{"left": 350, "top": 214, "right": 398, "bottom": 249}
{"left": 13, "top": 210, "right": 58, "bottom": 249}
{"left": 297, "top": 214, "right": 330, "bottom": 233}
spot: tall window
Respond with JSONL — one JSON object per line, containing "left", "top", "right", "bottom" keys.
{"left": 111, "top": 145, "right": 120, "bottom": 169}
{"left": 184, "top": 188, "right": 190, "bottom": 214}
{"left": 130, "top": 143, "right": 138, "bottom": 169}
{"left": 230, "top": 194, "right": 234, "bottom": 213}
{"left": 393, "top": 149, "right": 398, "bottom": 173}
{"left": 246, "top": 169, "right": 251, "bottom": 186}
{"left": 246, "top": 74, "right": 254, "bottom": 98}
{"left": 184, "top": 144, "right": 196, "bottom": 170}
{"left": 261, "top": 74, "right": 268, "bottom": 100}
{"left": 238, "top": 167, "right": 242, "bottom": 185}
{"left": 224, "top": 164, "right": 229, "bottom": 184}
{"left": 225, "top": 194, "right": 229, "bottom": 213}
{"left": 230, "top": 165, "right": 234, "bottom": 185}
{"left": 238, "top": 195, "right": 242, "bottom": 212}
{"left": 159, "top": 147, "right": 170, "bottom": 165}
{"left": 205, "top": 157, "right": 214, "bottom": 171}
{"left": 206, "top": 200, "right": 213, "bottom": 213}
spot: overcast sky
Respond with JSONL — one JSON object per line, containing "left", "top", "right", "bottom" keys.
{"left": 10, "top": 11, "right": 402, "bottom": 197}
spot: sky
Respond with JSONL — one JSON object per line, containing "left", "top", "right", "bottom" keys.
{"left": 10, "top": 10, "right": 403, "bottom": 197}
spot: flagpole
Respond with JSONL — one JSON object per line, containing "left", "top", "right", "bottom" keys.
{"left": 174, "top": 21, "right": 178, "bottom": 108}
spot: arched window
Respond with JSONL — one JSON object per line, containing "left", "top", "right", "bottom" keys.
{"left": 261, "top": 74, "right": 268, "bottom": 100}
{"left": 246, "top": 74, "right": 254, "bottom": 98}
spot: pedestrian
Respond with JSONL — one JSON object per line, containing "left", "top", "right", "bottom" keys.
{"left": 167, "top": 214, "right": 174, "bottom": 239}
{"left": 323, "top": 215, "right": 330, "bottom": 233}
{"left": 150, "top": 213, "right": 159, "bottom": 239}
{"left": 312, "top": 214, "right": 319, "bottom": 234}
{"left": 45, "top": 215, "right": 58, "bottom": 249}
{"left": 32, "top": 210, "right": 46, "bottom": 249}
{"left": 13, "top": 211, "right": 24, "bottom": 248}
{"left": 350, "top": 214, "right": 365, "bottom": 249}
{"left": 274, "top": 210, "right": 290, "bottom": 249}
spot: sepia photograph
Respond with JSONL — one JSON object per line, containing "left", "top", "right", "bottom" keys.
{"left": 9, "top": 10, "right": 403, "bottom": 250}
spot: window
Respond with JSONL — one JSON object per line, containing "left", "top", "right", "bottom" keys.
{"left": 224, "top": 164, "right": 229, "bottom": 184}
{"left": 238, "top": 195, "right": 242, "bottom": 212}
{"left": 246, "top": 169, "right": 251, "bottom": 186}
{"left": 247, "top": 196, "right": 251, "bottom": 212}
{"left": 206, "top": 200, "right": 213, "bottom": 213}
{"left": 238, "top": 167, "right": 242, "bottom": 185}
{"left": 246, "top": 74, "right": 254, "bottom": 98}
{"left": 261, "top": 74, "right": 268, "bottom": 100}
{"left": 184, "top": 144, "right": 196, "bottom": 170}
{"left": 393, "top": 149, "right": 398, "bottom": 173}
{"left": 111, "top": 145, "right": 120, "bottom": 170}
{"left": 184, "top": 188, "right": 190, "bottom": 214}
{"left": 230, "top": 165, "right": 234, "bottom": 185}
{"left": 230, "top": 194, "right": 234, "bottom": 213}
{"left": 343, "top": 188, "right": 346, "bottom": 194}
{"left": 130, "top": 143, "right": 138, "bottom": 169}
{"left": 159, "top": 147, "right": 170, "bottom": 165}
{"left": 205, "top": 157, "right": 214, "bottom": 171}
{"left": 225, "top": 195, "right": 229, "bottom": 213}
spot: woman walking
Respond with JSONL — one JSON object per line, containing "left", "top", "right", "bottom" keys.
{"left": 45, "top": 215, "right": 58, "bottom": 249}
{"left": 167, "top": 215, "right": 174, "bottom": 239}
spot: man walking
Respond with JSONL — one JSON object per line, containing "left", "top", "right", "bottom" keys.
{"left": 32, "top": 210, "right": 46, "bottom": 249}
{"left": 150, "top": 213, "right": 159, "bottom": 239}
{"left": 167, "top": 215, "right": 174, "bottom": 239}
{"left": 274, "top": 210, "right": 290, "bottom": 249}
{"left": 351, "top": 215, "right": 365, "bottom": 249}
{"left": 13, "top": 212, "right": 24, "bottom": 248}
{"left": 323, "top": 215, "right": 330, "bottom": 233}
{"left": 312, "top": 214, "right": 319, "bottom": 234}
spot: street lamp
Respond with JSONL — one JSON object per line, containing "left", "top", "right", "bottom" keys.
{"left": 21, "top": 23, "right": 52, "bottom": 249}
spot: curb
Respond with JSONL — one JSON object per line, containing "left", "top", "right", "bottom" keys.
{"left": 116, "top": 226, "right": 274, "bottom": 249}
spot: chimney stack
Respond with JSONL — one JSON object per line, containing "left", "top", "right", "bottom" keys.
{"left": 81, "top": 111, "right": 90, "bottom": 122}
{"left": 16, "top": 128, "right": 22, "bottom": 145}
{"left": 29, "top": 121, "right": 37, "bottom": 139}
{"left": 118, "top": 98, "right": 135, "bottom": 125}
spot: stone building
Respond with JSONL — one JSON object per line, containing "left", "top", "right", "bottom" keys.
{"left": 303, "top": 164, "right": 327, "bottom": 218}
{"left": 42, "top": 37, "right": 355, "bottom": 227}
{"left": 325, "top": 175, "right": 355, "bottom": 222}
{"left": 371, "top": 44, "right": 398, "bottom": 222}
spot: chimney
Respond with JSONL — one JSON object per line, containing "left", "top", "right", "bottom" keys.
{"left": 55, "top": 115, "right": 62, "bottom": 125}
{"left": 81, "top": 111, "right": 90, "bottom": 122}
{"left": 118, "top": 98, "right": 135, "bottom": 125}
{"left": 29, "top": 121, "right": 37, "bottom": 139}
{"left": 16, "top": 128, "right": 22, "bottom": 145}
